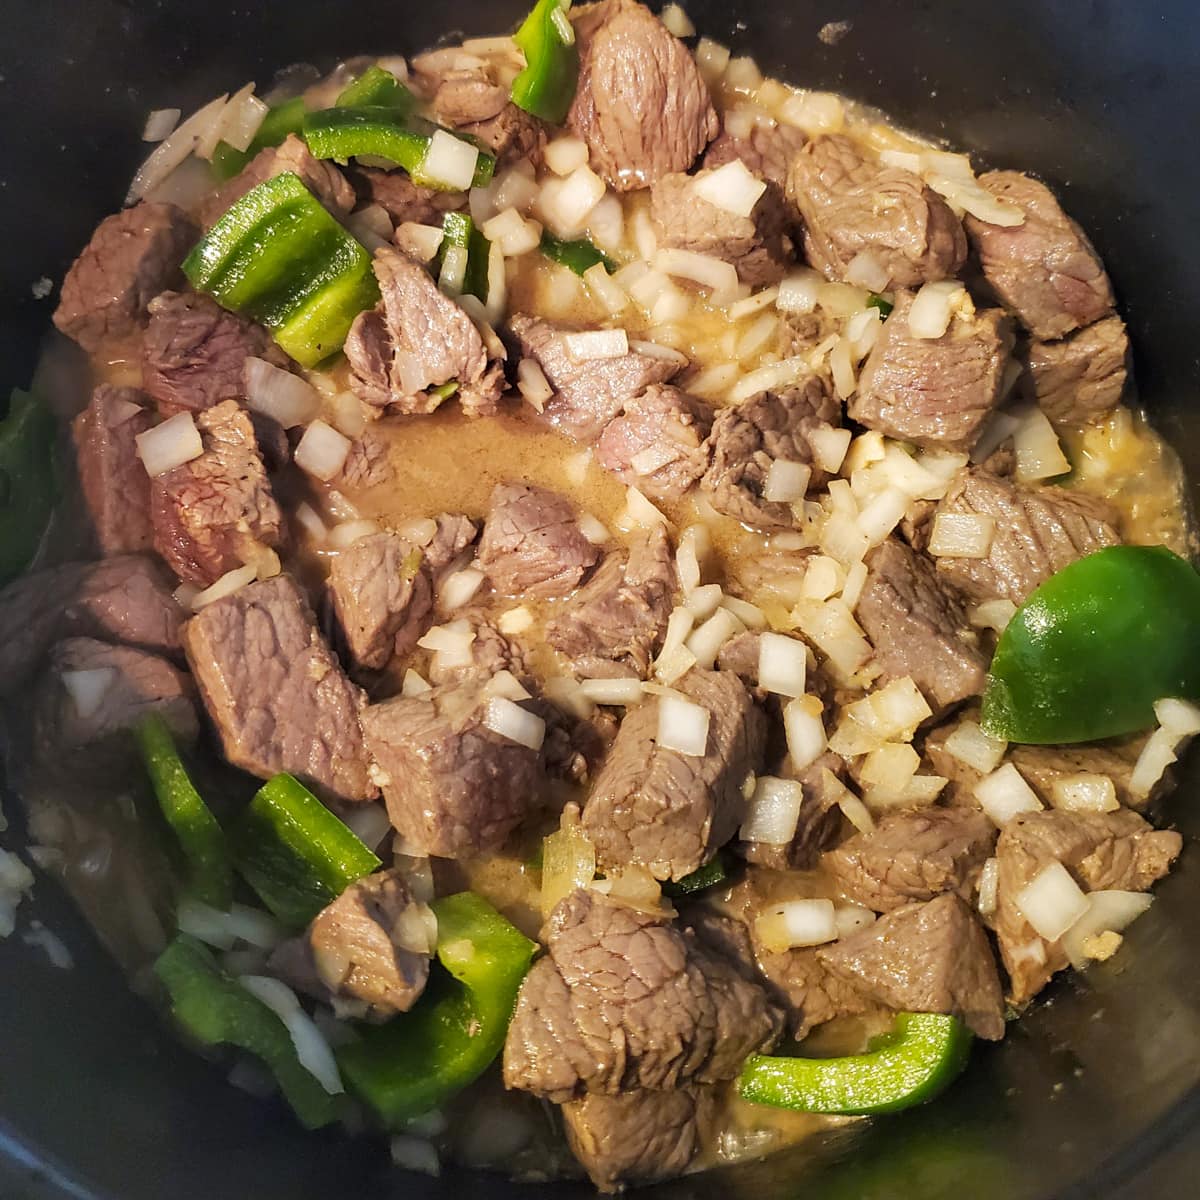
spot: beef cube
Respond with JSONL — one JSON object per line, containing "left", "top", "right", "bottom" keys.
{"left": 857, "top": 539, "right": 987, "bottom": 713}
{"left": 423, "top": 611, "right": 534, "bottom": 688}
{"left": 736, "top": 752, "right": 847, "bottom": 871}
{"left": 477, "top": 482, "right": 599, "bottom": 599}
{"left": 344, "top": 246, "right": 504, "bottom": 416}
{"left": 594, "top": 385, "right": 712, "bottom": 503}
{"left": 503, "top": 889, "right": 784, "bottom": 1100}
{"left": 150, "top": 399, "right": 285, "bottom": 588}
{"left": 53, "top": 201, "right": 197, "bottom": 355}
{"left": 703, "top": 121, "right": 808, "bottom": 195}
{"left": 850, "top": 289, "right": 1013, "bottom": 450}
{"left": 182, "top": 574, "right": 376, "bottom": 803}
{"left": 71, "top": 385, "right": 154, "bottom": 554}
{"left": 752, "top": 941, "right": 874, "bottom": 1040}
{"left": 360, "top": 680, "right": 542, "bottom": 857}
{"left": 1025, "top": 315, "right": 1130, "bottom": 429}
{"left": 567, "top": 0, "right": 717, "bottom": 191}
{"left": 700, "top": 378, "right": 840, "bottom": 528}
{"left": 582, "top": 669, "right": 766, "bottom": 880}
{"left": 933, "top": 468, "right": 1120, "bottom": 604}
{"left": 334, "top": 430, "right": 393, "bottom": 491}
{"left": 964, "top": 171, "right": 1115, "bottom": 340}
{"left": 509, "top": 314, "right": 683, "bottom": 443}
{"left": 787, "top": 135, "right": 966, "bottom": 288}
{"left": 818, "top": 893, "right": 1006, "bottom": 1040}
{"left": 546, "top": 526, "right": 676, "bottom": 678}
{"left": 348, "top": 166, "right": 466, "bottom": 227}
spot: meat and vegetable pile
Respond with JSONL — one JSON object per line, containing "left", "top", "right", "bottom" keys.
{"left": 3, "top": 0, "right": 1200, "bottom": 1189}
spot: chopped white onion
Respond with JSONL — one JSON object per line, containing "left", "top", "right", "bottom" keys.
{"left": 578, "top": 677, "right": 644, "bottom": 706}
{"left": 975, "top": 762, "right": 1044, "bottom": 826}
{"left": 294, "top": 420, "right": 352, "bottom": 482}
{"left": 686, "top": 608, "right": 743, "bottom": 670}
{"left": 582, "top": 262, "right": 629, "bottom": 315}
{"left": 327, "top": 519, "right": 382, "bottom": 550}
{"left": 656, "top": 694, "right": 710, "bottom": 757}
{"left": 419, "top": 130, "right": 479, "bottom": 191}
{"left": 775, "top": 268, "right": 823, "bottom": 315}
{"left": 722, "top": 595, "right": 766, "bottom": 629}
{"left": 653, "top": 247, "right": 740, "bottom": 303}
{"left": 693, "top": 160, "right": 767, "bottom": 219}
{"left": 829, "top": 772, "right": 875, "bottom": 834}
{"left": 801, "top": 556, "right": 843, "bottom": 602}
{"left": 543, "top": 676, "right": 596, "bottom": 720}
{"left": 834, "top": 904, "right": 876, "bottom": 939}
{"left": 659, "top": 1, "right": 696, "bottom": 36}
{"left": 907, "top": 280, "right": 967, "bottom": 340}
{"left": 977, "top": 857, "right": 1000, "bottom": 917}
{"left": 395, "top": 222, "right": 445, "bottom": 263}
{"left": 401, "top": 669, "right": 432, "bottom": 697}
{"left": 1154, "top": 697, "right": 1200, "bottom": 737}
{"left": 191, "top": 563, "right": 258, "bottom": 610}
{"left": 859, "top": 742, "right": 921, "bottom": 790}
{"left": 345, "top": 204, "right": 393, "bottom": 253}
{"left": 482, "top": 697, "right": 545, "bottom": 751}
{"left": 482, "top": 207, "right": 542, "bottom": 257}
{"left": 563, "top": 328, "right": 629, "bottom": 362}
{"left": 1050, "top": 773, "right": 1119, "bottom": 814}
{"left": 840, "top": 560, "right": 868, "bottom": 610}
{"left": 756, "top": 632, "right": 808, "bottom": 698}
{"left": 483, "top": 670, "right": 532, "bottom": 703}
{"left": 844, "top": 251, "right": 891, "bottom": 292}
{"left": 243, "top": 358, "right": 320, "bottom": 428}
{"left": 438, "top": 243, "right": 469, "bottom": 296}
{"left": 439, "top": 567, "right": 486, "bottom": 611}
{"left": 1015, "top": 861, "right": 1090, "bottom": 943}
{"left": 543, "top": 165, "right": 606, "bottom": 233}
{"left": 1129, "top": 726, "right": 1180, "bottom": 801}
{"left": 777, "top": 90, "right": 845, "bottom": 135}
{"left": 684, "top": 583, "right": 723, "bottom": 620}
{"left": 926, "top": 174, "right": 1025, "bottom": 227}
{"left": 783, "top": 697, "right": 827, "bottom": 771}
{"left": 728, "top": 356, "right": 807, "bottom": 404}
{"left": 943, "top": 720, "right": 1007, "bottom": 775}
{"left": 142, "top": 108, "right": 181, "bottom": 142}
{"left": 543, "top": 136, "right": 590, "bottom": 176}
{"left": 576, "top": 513, "right": 610, "bottom": 546}
{"left": 969, "top": 597, "right": 1018, "bottom": 633}
{"left": 762, "top": 459, "right": 811, "bottom": 504}
{"left": 694, "top": 37, "right": 731, "bottom": 84}
{"left": 855, "top": 486, "right": 909, "bottom": 546}
{"left": 807, "top": 425, "right": 852, "bottom": 475}
{"left": 126, "top": 93, "right": 229, "bottom": 203}
{"left": 61, "top": 667, "right": 116, "bottom": 720}
{"left": 728, "top": 287, "right": 779, "bottom": 321}
{"left": 755, "top": 898, "right": 838, "bottom": 952}
{"left": 616, "top": 486, "right": 668, "bottom": 531}
{"left": 928, "top": 511, "right": 996, "bottom": 559}
{"left": 829, "top": 336, "right": 857, "bottom": 399}
{"left": 791, "top": 598, "right": 873, "bottom": 680}
{"left": 1011, "top": 405, "right": 1071, "bottom": 482}
{"left": 1061, "top": 890, "right": 1153, "bottom": 969}
{"left": 675, "top": 526, "right": 708, "bottom": 594}
{"left": 515, "top": 357, "right": 554, "bottom": 412}
{"left": 740, "top": 776, "right": 805, "bottom": 845}
{"left": 219, "top": 84, "right": 268, "bottom": 153}
{"left": 239, "top": 975, "right": 344, "bottom": 1094}
{"left": 136, "top": 411, "right": 203, "bottom": 477}
{"left": 541, "top": 821, "right": 597, "bottom": 918}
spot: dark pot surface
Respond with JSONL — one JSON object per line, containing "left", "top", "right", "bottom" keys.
{"left": 0, "top": 2, "right": 1197, "bottom": 1197}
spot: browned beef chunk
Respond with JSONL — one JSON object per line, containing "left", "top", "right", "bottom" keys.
{"left": 787, "top": 136, "right": 966, "bottom": 287}
{"left": 567, "top": 0, "right": 717, "bottom": 191}
{"left": 360, "top": 680, "right": 542, "bottom": 857}
{"left": 334, "top": 430, "right": 393, "bottom": 491}
{"left": 503, "top": 889, "right": 784, "bottom": 1100}
{"left": 150, "top": 399, "right": 284, "bottom": 588}
{"left": 546, "top": 526, "right": 676, "bottom": 679}
{"left": 424, "top": 610, "right": 534, "bottom": 687}
{"left": 703, "top": 121, "right": 808, "bottom": 194}
{"left": 53, "top": 202, "right": 197, "bottom": 355}
{"left": 141, "top": 290, "right": 293, "bottom": 414}
{"left": 736, "top": 753, "right": 847, "bottom": 871}
{"left": 700, "top": 378, "right": 840, "bottom": 528}
{"left": 582, "top": 669, "right": 766, "bottom": 880}
{"left": 477, "top": 482, "right": 598, "bottom": 599}
{"left": 819, "top": 893, "right": 1006, "bottom": 1039}
{"left": 72, "top": 385, "right": 154, "bottom": 555}
{"left": 850, "top": 290, "right": 1012, "bottom": 450}
{"left": 1025, "top": 315, "right": 1129, "bottom": 429}
{"left": 857, "top": 539, "right": 987, "bottom": 713}
{"left": 752, "top": 939, "right": 874, "bottom": 1040}
{"left": 964, "top": 171, "right": 1115, "bottom": 340}
{"left": 347, "top": 166, "right": 466, "bottom": 227}
{"left": 509, "top": 314, "right": 682, "bottom": 443}
{"left": 650, "top": 169, "right": 793, "bottom": 286}
{"left": 182, "top": 574, "right": 377, "bottom": 802}
{"left": 933, "top": 468, "right": 1119, "bottom": 605}
{"left": 594, "top": 385, "right": 713, "bottom": 503}
{"left": 992, "top": 810, "right": 1181, "bottom": 1005}
{"left": 344, "top": 246, "right": 504, "bottom": 416}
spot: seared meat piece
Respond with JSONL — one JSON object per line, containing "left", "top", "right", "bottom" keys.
{"left": 824, "top": 806, "right": 996, "bottom": 913}
{"left": 582, "top": 669, "right": 766, "bottom": 880}
{"left": 182, "top": 574, "right": 377, "bottom": 803}
{"left": 856, "top": 539, "right": 987, "bottom": 713}
{"left": 335, "top": 430, "right": 393, "bottom": 491}
{"left": 594, "top": 385, "right": 713, "bottom": 503}
{"left": 933, "top": 468, "right": 1120, "bottom": 605}
{"left": 72, "top": 385, "right": 154, "bottom": 554}
{"left": 1025, "top": 315, "right": 1130, "bottom": 429}
{"left": 993, "top": 810, "right": 1181, "bottom": 1005}
{"left": 752, "top": 941, "right": 874, "bottom": 1040}
{"left": 344, "top": 246, "right": 504, "bottom": 416}
{"left": 736, "top": 753, "right": 847, "bottom": 871}
{"left": 348, "top": 166, "right": 465, "bottom": 227}
{"left": 150, "top": 399, "right": 285, "bottom": 588}
{"left": 53, "top": 201, "right": 197, "bottom": 355}
{"left": 477, "top": 482, "right": 599, "bottom": 599}
{"left": 700, "top": 378, "right": 840, "bottom": 528}
{"left": 567, "top": 0, "right": 718, "bottom": 191}
{"left": 964, "top": 171, "right": 1115, "bottom": 339}
{"left": 818, "top": 893, "right": 1006, "bottom": 1040}
{"left": 787, "top": 135, "right": 966, "bottom": 288}
{"left": 503, "top": 889, "right": 784, "bottom": 1100}
{"left": 360, "top": 680, "right": 542, "bottom": 857}
{"left": 424, "top": 610, "right": 534, "bottom": 687}
{"left": 546, "top": 526, "right": 676, "bottom": 678}
{"left": 850, "top": 289, "right": 1013, "bottom": 450}
{"left": 703, "top": 121, "right": 808, "bottom": 195}
{"left": 509, "top": 314, "right": 683, "bottom": 443}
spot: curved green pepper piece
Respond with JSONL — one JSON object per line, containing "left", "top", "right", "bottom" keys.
{"left": 211, "top": 97, "right": 309, "bottom": 182}
{"left": 981, "top": 545, "right": 1200, "bottom": 744}
{"left": 511, "top": 0, "right": 580, "bottom": 124}
{"left": 540, "top": 230, "right": 615, "bottom": 276}
{"left": 663, "top": 850, "right": 730, "bottom": 899}
{"left": 335, "top": 65, "right": 415, "bottom": 114}
{"left": 0, "top": 389, "right": 56, "bottom": 585}
{"left": 337, "top": 891, "right": 536, "bottom": 1124}
{"left": 739, "top": 1012, "right": 973, "bottom": 1115}
{"left": 440, "top": 211, "right": 492, "bottom": 302}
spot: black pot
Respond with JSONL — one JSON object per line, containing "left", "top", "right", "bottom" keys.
{"left": 1, "top": 2, "right": 1198, "bottom": 1196}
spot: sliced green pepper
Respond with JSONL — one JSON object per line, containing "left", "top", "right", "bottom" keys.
{"left": 0, "top": 389, "right": 56, "bottom": 585}
{"left": 183, "top": 171, "right": 380, "bottom": 367}
{"left": 664, "top": 851, "right": 730, "bottom": 898}
{"left": 867, "top": 293, "right": 894, "bottom": 318}
{"left": 135, "top": 714, "right": 233, "bottom": 911}
{"left": 337, "top": 892, "right": 536, "bottom": 1124}
{"left": 981, "top": 545, "right": 1200, "bottom": 744}
{"left": 335, "top": 65, "right": 415, "bottom": 114}
{"left": 739, "top": 1012, "right": 973, "bottom": 1115}
{"left": 230, "top": 773, "right": 381, "bottom": 929}
{"left": 511, "top": 0, "right": 580, "bottom": 125}
{"left": 539, "top": 230, "right": 615, "bottom": 276}
{"left": 211, "top": 97, "right": 309, "bottom": 182}
{"left": 439, "top": 211, "right": 491, "bottom": 302}
{"left": 154, "top": 935, "right": 342, "bottom": 1128}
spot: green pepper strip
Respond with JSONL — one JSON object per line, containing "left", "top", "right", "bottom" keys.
{"left": 135, "top": 714, "right": 233, "bottom": 911}
{"left": 540, "top": 230, "right": 615, "bottom": 276}
{"left": 0, "top": 389, "right": 56, "bottom": 586}
{"left": 866, "top": 293, "right": 893, "bottom": 318}
{"left": 183, "top": 171, "right": 380, "bottom": 367}
{"left": 440, "top": 211, "right": 492, "bottom": 303}
{"left": 739, "top": 1013, "right": 973, "bottom": 1116}
{"left": 211, "top": 97, "right": 309, "bottom": 182}
{"left": 982, "top": 544, "right": 1200, "bottom": 744}
{"left": 664, "top": 851, "right": 730, "bottom": 899}
{"left": 337, "top": 892, "right": 536, "bottom": 1125}
{"left": 511, "top": 0, "right": 580, "bottom": 125}
{"left": 154, "top": 935, "right": 342, "bottom": 1128}
{"left": 230, "top": 773, "right": 381, "bottom": 930}
{"left": 335, "top": 65, "right": 416, "bottom": 113}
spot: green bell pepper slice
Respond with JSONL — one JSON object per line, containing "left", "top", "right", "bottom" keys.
{"left": 866, "top": 292, "right": 893, "bottom": 318}
{"left": 511, "top": 0, "right": 580, "bottom": 125}
{"left": 440, "top": 211, "right": 492, "bottom": 302}
{"left": 0, "top": 389, "right": 56, "bottom": 585}
{"left": 539, "top": 230, "right": 615, "bottom": 276}
{"left": 663, "top": 850, "right": 730, "bottom": 899}
{"left": 337, "top": 891, "right": 536, "bottom": 1124}
{"left": 211, "top": 96, "right": 309, "bottom": 182}
{"left": 739, "top": 1012, "right": 973, "bottom": 1116}
{"left": 135, "top": 713, "right": 233, "bottom": 911}
{"left": 154, "top": 935, "right": 342, "bottom": 1128}
{"left": 335, "top": 65, "right": 416, "bottom": 114}
{"left": 230, "top": 773, "right": 381, "bottom": 930}
{"left": 981, "top": 544, "right": 1200, "bottom": 744}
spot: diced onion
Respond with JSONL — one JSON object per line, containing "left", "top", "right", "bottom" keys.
{"left": 542, "top": 136, "right": 590, "bottom": 176}
{"left": 686, "top": 607, "right": 743, "bottom": 670}
{"left": 61, "top": 668, "right": 116, "bottom": 719}
{"left": 543, "top": 676, "right": 596, "bottom": 720}
{"left": 438, "top": 244, "right": 469, "bottom": 296}
{"left": 420, "top": 130, "right": 479, "bottom": 191}
{"left": 693, "top": 159, "right": 767, "bottom": 219}
{"left": 907, "top": 280, "right": 967, "bottom": 340}
{"left": 543, "top": 165, "right": 606, "bottom": 233}
{"left": 1011, "top": 405, "right": 1071, "bottom": 482}
{"left": 722, "top": 596, "right": 766, "bottom": 629}
{"left": 389, "top": 1136, "right": 441, "bottom": 1178}
{"left": 238, "top": 976, "right": 344, "bottom": 1094}
{"left": 977, "top": 857, "right": 1000, "bottom": 917}
{"left": 1154, "top": 697, "right": 1200, "bottom": 737}
{"left": 653, "top": 643, "right": 697, "bottom": 686}
{"left": 191, "top": 563, "right": 258, "bottom": 610}
{"left": 684, "top": 583, "right": 723, "bottom": 620}
{"left": 656, "top": 694, "right": 710, "bottom": 757}
{"left": 1015, "top": 861, "right": 1090, "bottom": 943}
{"left": 694, "top": 37, "right": 731, "bottom": 85}
{"left": 975, "top": 762, "right": 1044, "bottom": 826}
{"left": 928, "top": 511, "right": 996, "bottom": 559}
{"left": 653, "top": 247, "right": 740, "bottom": 303}
{"left": 516, "top": 357, "right": 554, "bottom": 412}
{"left": 740, "top": 776, "right": 805, "bottom": 845}
{"left": 969, "top": 598, "right": 1017, "bottom": 633}
{"left": 439, "top": 567, "right": 486, "bottom": 611}
{"left": 754, "top": 898, "right": 838, "bottom": 952}
{"left": 327, "top": 519, "right": 382, "bottom": 549}
{"left": 808, "top": 425, "right": 852, "bottom": 475}
{"left": 728, "top": 288, "right": 779, "bottom": 321}
{"left": 829, "top": 336, "right": 856, "bottom": 399}
{"left": 828, "top": 772, "right": 875, "bottom": 834}
{"left": 481, "top": 207, "right": 542, "bottom": 257}
{"left": 616, "top": 486, "right": 668, "bottom": 531}
{"left": 791, "top": 598, "right": 873, "bottom": 680}
{"left": 243, "top": 358, "right": 320, "bottom": 428}
{"left": 417, "top": 619, "right": 475, "bottom": 662}
{"left": 126, "top": 92, "right": 228, "bottom": 203}
{"left": 840, "top": 560, "right": 868, "bottom": 610}
{"left": 136, "top": 411, "right": 203, "bottom": 477}
{"left": 541, "top": 820, "right": 597, "bottom": 918}
{"left": 762, "top": 459, "right": 811, "bottom": 504}
{"left": 1061, "top": 890, "right": 1153, "bottom": 969}
{"left": 1051, "top": 773, "right": 1119, "bottom": 814}
{"left": 396, "top": 222, "right": 445, "bottom": 263}
{"left": 659, "top": 1, "right": 696, "bottom": 36}
{"left": 776, "top": 269, "right": 823, "bottom": 315}
{"left": 563, "top": 328, "right": 629, "bottom": 361}
{"left": 142, "top": 108, "right": 181, "bottom": 142}
{"left": 1129, "top": 726, "right": 1180, "bottom": 801}
{"left": 926, "top": 174, "right": 1025, "bottom": 227}
{"left": 729, "top": 356, "right": 807, "bottom": 404}
{"left": 402, "top": 669, "right": 432, "bottom": 696}
{"left": 483, "top": 670, "right": 532, "bottom": 702}
{"left": 777, "top": 91, "right": 845, "bottom": 135}
{"left": 757, "top": 631, "right": 807, "bottom": 698}
{"left": 859, "top": 742, "right": 920, "bottom": 790}
{"left": 294, "top": 420, "right": 352, "bottom": 481}
{"left": 943, "top": 720, "right": 1007, "bottom": 775}
{"left": 577, "top": 513, "right": 610, "bottom": 545}
{"left": 834, "top": 904, "right": 876, "bottom": 939}
{"left": 783, "top": 697, "right": 827, "bottom": 771}
{"left": 219, "top": 84, "right": 268, "bottom": 153}
{"left": 801, "top": 556, "right": 843, "bottom": 601}
{"left": 844, "top": 251, "right": 891, "bottom": 292}
{"left": 855, "top": 486, "right": 909, "bottom": 546}
{"left": 578, "top": 677, "right": 644, "bottom": 706}
{"left": 345, "top": 204, "right": 393, "bottom": 253}
{"left": 482, "top": 697, "right": 545, "bottom": 751}
{"left": 583, "top": 262, "right": 629, "bottom": 315}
